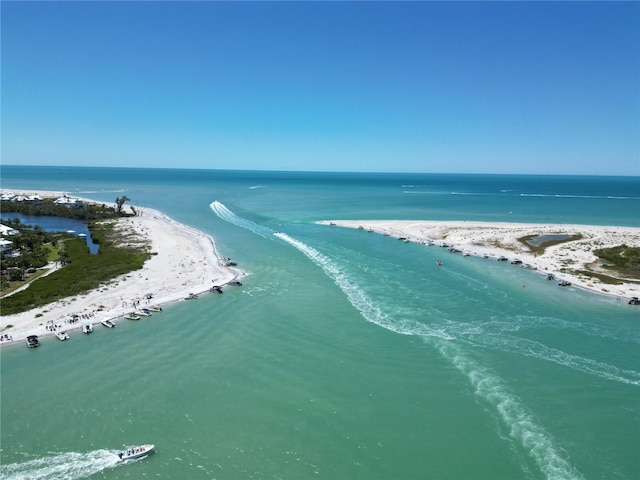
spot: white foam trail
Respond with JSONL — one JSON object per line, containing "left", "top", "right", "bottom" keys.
{"left": 439, "top": 341, "right": 585, "bottom": 480}
{"left": 214, "top": 203, "right": 585, "bottom": 479}
{"left": 0, "top": 449, "right": 122, "bottom": 480}
{"left": 209, "top": 201, "right": 273, "bottom": 239}
{"left": 274, "top": 230, "right": 584, "bottom": 479}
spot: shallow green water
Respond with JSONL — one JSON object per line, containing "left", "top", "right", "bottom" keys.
{"left": 1, "top": 168, "right": 639, "bottom": 479}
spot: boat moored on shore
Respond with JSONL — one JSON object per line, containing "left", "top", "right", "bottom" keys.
{"left": 55, "top": 330, "right": 69, "bottom": 341}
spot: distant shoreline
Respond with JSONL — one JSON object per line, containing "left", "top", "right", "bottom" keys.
{"left": 1, "top": 189, "right": 241, "bottom": 345}
{"left": 319, "top": 220, "right": 640, "bottom": 301}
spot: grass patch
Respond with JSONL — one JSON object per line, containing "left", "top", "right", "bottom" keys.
{"left": 0, "top": 220, "right": 150, "bottom": 315}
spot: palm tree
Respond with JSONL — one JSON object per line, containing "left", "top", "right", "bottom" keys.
{"left": 115, "top": 195, "right": 130, "bottom": 215}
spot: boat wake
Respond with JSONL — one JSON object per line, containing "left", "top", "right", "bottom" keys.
{"left": 213, "top": 202, "right": 585, "bottom": 480}
{"left": 210, "top": 201, "right": 273, "bottom": 239}
{"left": 0, "top": 449, "right": 122, "bottom": 480}
{"left": 273, "top": 231, "right": 584, "bottom": 480}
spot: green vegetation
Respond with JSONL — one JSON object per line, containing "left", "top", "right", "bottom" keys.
{"left": 1, "top": 197, "right": 126, "bottom": 220}
{"left": 593, "top": 244, "right": 640, "bottom": 280}
{"left": 1, "top": 220, "right": 150, "bottom": 315}
{"left": 1, "top": 222, "right": 61, "bottom": 290}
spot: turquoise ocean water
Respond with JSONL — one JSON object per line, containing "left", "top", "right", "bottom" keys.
{"left": 1, "top": 166, "right": 639, "bottom": 480}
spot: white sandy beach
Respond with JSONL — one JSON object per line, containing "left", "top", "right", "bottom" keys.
{"left": 319, "top": 220, "right": 640, "bottom": 300}
{"left": 1, "top": 190, "right": 240, "bottom": 344}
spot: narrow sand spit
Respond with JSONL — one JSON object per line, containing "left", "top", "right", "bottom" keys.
{"left": 319, "top": 220, "right": 640, "bottom": 300}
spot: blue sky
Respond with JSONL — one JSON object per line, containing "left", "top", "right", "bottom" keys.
{"left": 1, "top": 1, "right": 638, "bottom": 175}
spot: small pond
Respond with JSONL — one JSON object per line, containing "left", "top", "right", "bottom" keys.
{"left": 0, "top": 213, "right": 100, "bottom": 254}
{"left": 526, "top": 234, "right": 572, "bottom": 247}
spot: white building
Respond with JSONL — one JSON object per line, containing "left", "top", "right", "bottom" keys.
{"left": 0, "top": 224, "right": 19, "bottom": 236}
{"left": 0, "top": 238, "right": 12, "bottom": 257}
{"left": 54, "top": 196, "right": 84, "bottom": 208}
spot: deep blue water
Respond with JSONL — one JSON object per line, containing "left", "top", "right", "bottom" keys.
{"left": 1, "top": 165, "right": 639, "bottom": 226}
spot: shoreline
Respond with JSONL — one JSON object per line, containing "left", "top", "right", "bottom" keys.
{"left": 1, "top": 189, "right": 242, "bottom": 345}
{"left": 318, "top": 220, "right": 640, "bottom": 301}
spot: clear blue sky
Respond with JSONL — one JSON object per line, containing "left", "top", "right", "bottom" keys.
{"left": 1, "top": 1, "right": 638, "bottom": 175}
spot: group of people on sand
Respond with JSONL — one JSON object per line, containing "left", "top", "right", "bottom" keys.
{"left": 1, "top": 334, "right": 14, "bottom": 343}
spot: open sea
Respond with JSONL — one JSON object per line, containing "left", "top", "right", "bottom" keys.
{"left": 1, "top": 166, "right": 639, "bottom": 480}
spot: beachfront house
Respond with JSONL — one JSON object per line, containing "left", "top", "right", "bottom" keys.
{"left": 0, "top": 238, "right": 13, "bottom": 257}
{"left": 54, "top": 196, "right": 84, "bottom": 208}
{"left": 0, "top": 224, "right": 19, "bottom": 236}
{"left": 2, "top": 193, "right": 43, "bottom": 204}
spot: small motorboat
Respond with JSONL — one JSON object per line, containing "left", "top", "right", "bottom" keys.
{"left": 436, "top": 260, "right": 443, "bottom": 266}
{"left": 55, "top": 330, "right": 70, "bottom": 341}
{"left": 125, "top": 313, "right": 141, "bottom": 321}
{"left": 26, "top": 335, "right": 40, "bottom": 348}
{"left": 101, "top": 319, "right": 116, "bottom": 328}
{"left": 136, "top": 309, "right": 152, "bottom": 317}
{"left": 118, "top": 444, "right": 154, "bottom": 461}
{"left": 82, "top": 321, "right": 93, "bottom": 334}
{"left": 558, "top": 280, "right": 572, "bottom": 287}
{"left": 146, "top": 306, "right": 162, "bottom": 312}
{"left": 229, "top": 280, "right": 242, "bottom": 286}
{"left": 210, "top": 285, "right": 223, "bottom": 294}
{"left": 185, "top": 293, "right": 198, "bottom": 300}
{"left": 629, "top": 297, "right": 640, "bottom": 305}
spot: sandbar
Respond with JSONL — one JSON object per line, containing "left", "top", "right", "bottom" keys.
{"left": 319, "top": 220, "right": 640, "bottom": 300}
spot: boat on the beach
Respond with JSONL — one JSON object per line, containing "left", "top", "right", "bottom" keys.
{"left": 210, "top": 285, "right": 223, "bottom": 294}
{"left": 101, "top": 319, "right": 116, "bottom": 328}
{"left": 558, "top": 280, "right": 572, "bottom": 287}
{"left": 146, "top": 306, "right": 162, "bottom": 312}
{"left": 185, "top": 293, "right": 198, "bottom": 300}
{"left": 629, "top": 297, "right": 640, "bottom": 305}
{"left": 125, "top": 313, "right": 141, "bottom": 320}
{"left": 55, "top": 330, "right": 69, "bottom": 341}
{"left": 118, "top": 444, "right": 154, "bottom": 461}
{"left": 82, "top": 321, "right": 93, "bottom": 334}
{"left": 26, "top": 335, "right": 40, "bottom": 348}
{"left": 229, "top": 280, "right": 242, "bottom": 286}
{"left": 136, "top": 309, "right": 152, "bottom": 317}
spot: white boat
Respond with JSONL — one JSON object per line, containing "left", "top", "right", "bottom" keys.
{"left": 82, "top": 321, "right": 93, "bottom": 334}
{"left": 26, "top": 335, "right": 40, "bottom": 348}
{"left": 136, "top": 309, "right": 152, "bottom": 317}
{"left": 118, "top": 444, "right": 154, "bottom": 461}
{"left": 125, "top": 313, "right": 141, "bottom": 321}
{"left": 146, "top": 306, "right": 162, "bottom": 312}
{"left": 55, "top": 330, "right": 69, "bottom": 341}
{"left": 101, "top": 319, "right": 116, "bottom": 328}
